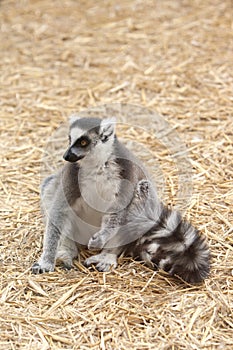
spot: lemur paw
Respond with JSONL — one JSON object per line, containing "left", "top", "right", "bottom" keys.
{"left": 88, "top": 232, "right": 105, "bottom": 250}
{"left": 84, "top": 252, "right": 117, "bottom": 272}
{"left": 31, "top": 261, "right": 55, "bottom": 274}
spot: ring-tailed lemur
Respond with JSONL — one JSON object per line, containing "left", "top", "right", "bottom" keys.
{"left": 32, "top": 116, "right": 210, "bottom": 283}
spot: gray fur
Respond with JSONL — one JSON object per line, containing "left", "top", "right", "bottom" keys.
{"left": 32, "top": 116, "right": 210, "bottom": 283}
{"left": 32, "top": 116, "right": 155, "bottom": 273}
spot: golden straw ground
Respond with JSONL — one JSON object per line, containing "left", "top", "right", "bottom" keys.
{"left": 0, "top": 0, "right": 232, "bottom": 349}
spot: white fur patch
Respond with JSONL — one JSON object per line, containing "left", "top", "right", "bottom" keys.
{"left": 147, "top": 242, "right": 160, "bottom": 255}
{"left": 184, "top": 226, "right": 196, "bottom": 248}
{"left": 78, "top": 158, "right": 121, "bottom": 213}
{"left": 159, "top": 257, "right": 172, "bottom": 270}
{"left": 70, "top": 126, "right": 85, "bottom": 145}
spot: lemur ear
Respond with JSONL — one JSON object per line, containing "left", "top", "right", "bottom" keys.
{"left": 69, "top": 114, "right": 80, "bottom": 125}
{"left": 99, "top": 117, "right": 116, "bottom": 143}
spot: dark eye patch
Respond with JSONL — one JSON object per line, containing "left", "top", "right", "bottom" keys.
{"left": 74, "top": 135, "right": 90, "bottom": 148}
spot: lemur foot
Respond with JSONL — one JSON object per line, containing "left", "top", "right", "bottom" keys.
{"left": 84, "top": 252, "right": 117, "bottom": 272}
{"left": 31, "top": 261, "right": 55, "bottom": 274}
{"left": 56, "top": 251, "right": 75, "bottom": 270}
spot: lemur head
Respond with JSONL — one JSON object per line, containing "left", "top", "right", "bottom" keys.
{"left": 63, "top": 116, "right": 116, "bottom": 164}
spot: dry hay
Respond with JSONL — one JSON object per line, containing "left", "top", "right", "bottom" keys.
{"left": 0, "top": 0, "right": 233, "bottom": 349}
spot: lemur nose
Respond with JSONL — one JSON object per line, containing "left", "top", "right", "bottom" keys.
{"left": 63, "top": 148, "right": 78, "bottom": 162}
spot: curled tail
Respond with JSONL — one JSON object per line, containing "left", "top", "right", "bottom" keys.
{"left": 100, "top": 178, "right": 210, "bottom": 283}
{"left": 134, "top": 206, "right": 210, "bottom": 283}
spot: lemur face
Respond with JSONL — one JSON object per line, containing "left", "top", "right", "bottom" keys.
{"left": 63, "top": 117, "right": 116, "bottom": 163}
{"left": 63, "top": 132, "right": 95, "bottom": 162}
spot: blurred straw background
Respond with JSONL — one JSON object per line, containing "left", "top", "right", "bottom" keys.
{"left": 0, "top": 0, "right": 232, "bottom": 349}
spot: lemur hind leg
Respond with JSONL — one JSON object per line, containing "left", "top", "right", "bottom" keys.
{"left": 56, "top": 235, "right": 79, "bottom": 269}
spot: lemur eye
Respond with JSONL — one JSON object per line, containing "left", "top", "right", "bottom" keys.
{"left": 74, "top": 136, "right": 90, "bottom": 148}
{"left": 80, "top": 139, "right": 88, "bottom": 147}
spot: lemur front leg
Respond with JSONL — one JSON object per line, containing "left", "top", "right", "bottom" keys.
{"left": 85, "top": 180, "right": 156, "bottom": 272}
{"left": 88, "top": 179, "right": 155, "bottom": 251}
{"left": 85, "top": 211, "right": 127, "bottom": 272}
{"left": 88, "top": 211, "right": 125, "bottom": 250}
{"left": 32, "top": 220, "right": 61, "bottom": 274}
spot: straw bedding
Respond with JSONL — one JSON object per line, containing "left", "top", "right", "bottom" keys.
{"left": 0, "top": 0, "right": 232, "bottom": 349}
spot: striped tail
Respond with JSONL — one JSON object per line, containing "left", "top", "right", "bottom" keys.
{"left": 134, "top": 206, "right": 210, "bottom": 284}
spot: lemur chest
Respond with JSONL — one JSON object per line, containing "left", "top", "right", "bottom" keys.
{"left": 74, "top": 161, "right": 121, "bottom": 220}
